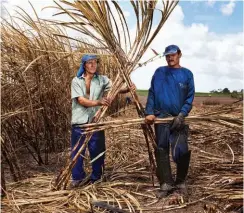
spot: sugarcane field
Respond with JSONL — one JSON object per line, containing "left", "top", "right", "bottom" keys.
{"left": 1, "top": 1, "right": 243, "bottom": 213}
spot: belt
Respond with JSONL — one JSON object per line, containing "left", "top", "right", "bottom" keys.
{"left": 72, "top": 123, "right": 87, "bottom": 128}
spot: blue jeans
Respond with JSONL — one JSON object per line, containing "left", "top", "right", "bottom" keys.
{"left": 71, "top": 127, "right": 105, "bottom": 181}
{"left": 155, "top": 123, "right": 189, "bottom": 163}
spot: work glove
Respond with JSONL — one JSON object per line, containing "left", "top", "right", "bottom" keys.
{"left": 170, "top": 112, "right": 185, "bottom": 131}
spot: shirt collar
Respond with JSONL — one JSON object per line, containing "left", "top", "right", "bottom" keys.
{"left": 79, "top": 72, "right": 98, "bottom": 79}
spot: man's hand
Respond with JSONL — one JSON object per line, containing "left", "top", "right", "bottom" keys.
{"left": 119, "top": 83, "right": 136, "bottom": 94}
{"left": 97, "top": 97, "right": 111, "bottom": 106}
{"left": 129, "top": 83, "right": 136, "bottom": 93}
{"left": 145, "top": 115, "right": 156, "bottom": 125}
{"left": 170, "top": 113, "right": 185, "bottom": 131}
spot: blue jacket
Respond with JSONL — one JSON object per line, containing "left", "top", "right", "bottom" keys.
{"left": 145, "top": 66, "right": 195, "bottom": 117}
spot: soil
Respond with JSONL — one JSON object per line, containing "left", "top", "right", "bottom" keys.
{"left": 138, "top": 96, "right": 240, "bottom": 106}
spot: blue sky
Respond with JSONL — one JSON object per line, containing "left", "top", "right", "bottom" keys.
{"left": 180, "top": 1, "right": 243, "bottom": 34}
{"left": 119, "top": 1, "right": 243, "bottom": 35}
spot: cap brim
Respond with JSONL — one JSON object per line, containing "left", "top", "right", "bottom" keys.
{"left": 163, "top": 49, "right": 178, "bottom": 56}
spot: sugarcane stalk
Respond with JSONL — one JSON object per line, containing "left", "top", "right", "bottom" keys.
{"left": 76, "top": 116, "right": 242, "bottom": 134}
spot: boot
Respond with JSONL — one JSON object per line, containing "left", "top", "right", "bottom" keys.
{"left": 69, "top": 177, "right": 91, "bottom": 189}
{"left": 175, "top": 151, "right": 191, "bottom": 196}
{"left": 155, "top": 148, "right": 174, "bottom": 198}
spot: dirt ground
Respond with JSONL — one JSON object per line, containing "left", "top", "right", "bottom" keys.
{"left": 138, "top": 96, "right": 240, "bottom": 106}
{"left": 1, "top": 103, "right": 243, "bottom": 213}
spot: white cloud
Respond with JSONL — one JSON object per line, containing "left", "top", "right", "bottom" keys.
{"left": 2, "top": 0, "right": 102, "bottom": 45}
{"left": 131, "top": 5, "right": 243, "bottom": 92}
{"left": 220, "top": 0, "right": 236, "bottom": 16}
{"left": 206, "top": 0, "right": 216, "bottom": 7}
{"left": 123, "top": 10, "right": 130, "bottom": 17}
{"left": 2, "top": 0, "right": 57, "bottom": 19}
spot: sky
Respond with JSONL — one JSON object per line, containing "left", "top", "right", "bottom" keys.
{"left": 1, "top": 0, "right": 243, "bottom": 92}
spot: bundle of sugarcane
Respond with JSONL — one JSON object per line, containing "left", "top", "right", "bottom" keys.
{"left": 76, "top": 112, "right": 243, "bottom": 135}
{"left": 52, "top": 0, "right": 179, "bottom": 190}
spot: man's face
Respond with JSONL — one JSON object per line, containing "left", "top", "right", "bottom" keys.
{"left": 84, "top": 59, "right": 98, "bottom": 74}
{"left": 166, "top": 52, "right": 181, "bottom": 67}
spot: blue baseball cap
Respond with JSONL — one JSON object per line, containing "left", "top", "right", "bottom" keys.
{"left": 77, "top": 54, "right": 98, "bottom": 78}
{"left": 163, "top": 45, "right": 180, "bottom": 56}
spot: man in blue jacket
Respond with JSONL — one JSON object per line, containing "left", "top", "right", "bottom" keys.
{"left": 145, "top": 45, "right": 195, "bottom": 198}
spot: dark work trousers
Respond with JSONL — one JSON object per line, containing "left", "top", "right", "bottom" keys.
{"left": 71, "top": 126, "right": 105, "bottom": 181}
{"left": 154, "top": 123, "right": 189, "bottom": 163}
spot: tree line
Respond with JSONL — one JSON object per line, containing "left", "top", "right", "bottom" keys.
{"left": 210, "top": 88, "right": 243, "bottom": 100}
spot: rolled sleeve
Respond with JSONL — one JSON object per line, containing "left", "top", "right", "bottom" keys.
{"left": 71, "top": 78, "right": 85, "bottom": 99}
{"left": 102, "top": 76, "right": 112, "bottom": 92}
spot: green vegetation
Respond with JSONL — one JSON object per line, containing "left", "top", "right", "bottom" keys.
{"left": 136, "top": 90, "right": 232, "bottom": 97}
{"left": 136, "top": 90, "right": 149, "bottom": 96}
{"left": 195, "top": 92, "right": 231, "bottom": 97}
